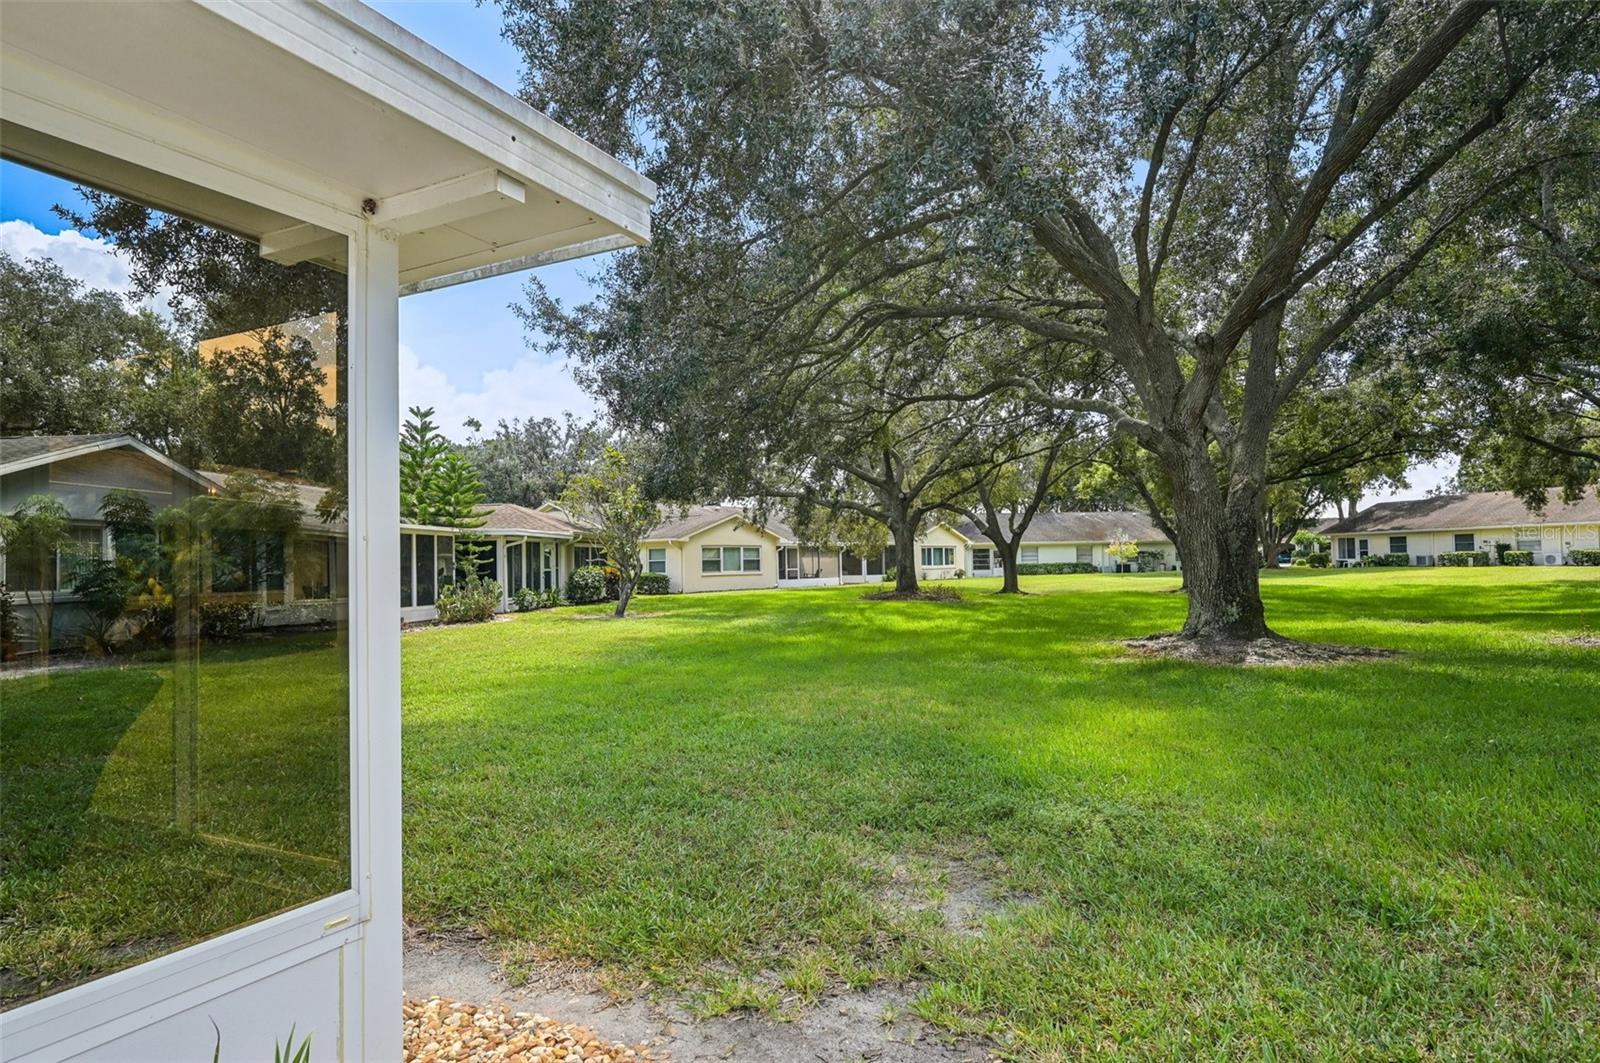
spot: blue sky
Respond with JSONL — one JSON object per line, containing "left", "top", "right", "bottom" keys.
{"left": 0, "top": 0, "right": 1448, "bottom": 501}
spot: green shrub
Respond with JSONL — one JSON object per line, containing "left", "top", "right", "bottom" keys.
{"left": 565, "top": 565, "right": 609, "bottom": 604}
{"left": 1015, "top": 562, "right": 1098, "bottom": 575}
{"left": 512, "top": 586, "right": 539, "bottom": 611}
{"left": 1291, "top": 558, "right": 1309, "bottom": 567}
{"left": 1307, "top": 552, "right": 1331, "bottom": 568}
{"left": 1437, "top": 550, "right": 1490, "bottom": 567}
{"left": 1359, "top": 553, "right": 1410, "bottom": 567}
{"left": 1569, "top": 549, "right": 1600, "bottom": 566}
{"left": 1501, "top": 550, "right": 1534, "bottom": 566}
{"left": 199, "top": 600, "right": 257, "bottom": 641}
{"left": 635, "top": 572, "right": 670, "bottom": 595}
{"left": 1134, "top": 549, "right": 1166, "bottom": 570}
{"left": 437, "top": 574, "right": 501, "bottom": 623}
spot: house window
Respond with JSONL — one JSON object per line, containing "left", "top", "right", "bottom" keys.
{"left": 971, "top": 548, "right": 991, "bottom": 571}
{"left": 702, "top": 545, "right": 761, "bottom": 573}
{"left": 1021, "top": 547, "right": 1040, "bottom": 564}
{"left": 1338, "top": 538, "right": 1356, "bottom": 560}
{"left": 437, "top": 536, "right": 456, "bottom": 594}
{"left": 1454, "top": 533, "right": 1475, "bottom": 552}
{"left": 920, "top": 546, "right": 954, "bottom": 567}
{"left": 1075, "top": 545, "right": 1094, "bottom": 564}
{"left": 648, "top": 547, "right": 667, "bottom": 574}
{"left": 415, "top": 535, "right": 436, "bottom": 606}
{"left": 1515, "top": 528, "right": 1540, "bottom": 553}
{"left": 574, "top": 544, "right": 605, "bottom": 568}
{"left": 541, "top": 542, "right": 555, "bottom": 589}
{"left": 3, "top": 522, "right": 104, "bottom": 593}
{"left": 1389, "top": 536, "right": 1407, "bottom": 555}
{"left": 213, "top": 530, "right": 286, "bottom": 596}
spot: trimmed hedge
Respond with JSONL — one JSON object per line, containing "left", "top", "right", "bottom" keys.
{"left": 1359, "top": 552, "right": 1411, "bottom": 568}
{"left": 1307, "top": 552, "right": 1331, "bottom": 568}
{"left": 1437, "top": 550, "right": 1491, "bottom": 567}
{"left": 1501, "top": 550, "right": 1534, "bottom": 566}
{"left": 1570, "top": 549, "right": 1600, "bottom": 566}
{"left": 565, "top": 565, "right": 609, "bottom": 604}
{"left": 635, "top": 572, "right": 670, "bottom": 595}
{"left": 1015, "top": 562, "right": 1097, "bottom": 575}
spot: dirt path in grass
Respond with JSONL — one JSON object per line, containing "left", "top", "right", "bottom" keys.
{"left": 403, "top": 935, "right": 991, "bottom": 1062}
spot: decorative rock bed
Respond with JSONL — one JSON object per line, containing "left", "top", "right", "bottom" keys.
{"left": 404, "top": 997, "right": 657, "bottom": 1062}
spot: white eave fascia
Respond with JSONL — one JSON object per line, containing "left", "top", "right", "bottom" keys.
{"left": 206, "top": 0, "right": 656, "bottom": 241}
{"left": 475, "top": 526, "right": 576, "bottom": 541}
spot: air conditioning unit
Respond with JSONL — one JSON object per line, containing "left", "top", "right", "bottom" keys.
{"left": 1416, "top": 555, "right": 1432, "bottom": 566}
{"left": 1546, "top": 554, "right": 1558, "bottom": 565}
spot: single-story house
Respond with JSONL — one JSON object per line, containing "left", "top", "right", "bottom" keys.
{"left": 542, "top": 502, "right": 989, "bottom": 591}
{"left": 953, "top": 510, "right": 1179, "bottom": 574}
{"left": 1320, "top": 488, "right": 1600, "bottom": 566}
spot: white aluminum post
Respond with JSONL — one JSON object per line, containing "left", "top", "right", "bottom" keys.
{"left": 354, "top": 221, "right": 404, "bottom": 1062}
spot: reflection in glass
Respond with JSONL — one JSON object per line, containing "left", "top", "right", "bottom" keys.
{"left": 0, "top": 164, "right": 350, "bottom": 1008}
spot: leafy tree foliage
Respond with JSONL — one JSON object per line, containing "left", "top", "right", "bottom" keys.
{"left": 1420, "top": 151, "right": 1599, "bottom": 506}
{"left": 462, "top": 413, "right": 611, "bottom": 507}
{"left": 559, "top": 445, "right": 662, "bottom": 617}
{"left": 504, "top": 0, "right": 1598, "bottom": 645}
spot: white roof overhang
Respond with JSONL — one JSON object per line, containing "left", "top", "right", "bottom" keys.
{"left": 0, "top": 0, "right": 654, "bottom": 289}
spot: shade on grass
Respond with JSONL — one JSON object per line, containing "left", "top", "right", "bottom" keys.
{"left": 0, "top": 633, "right": 349, "bottom": 1005}
{"left": 402, "top": 568, "right": 1600, "bottom": 1058}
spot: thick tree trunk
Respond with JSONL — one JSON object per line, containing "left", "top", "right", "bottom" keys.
{"left": 1170, "top": 454, "right": 1272, "bottom": 641}
{"left": 997, "top": 538, "right": 1021, "bottom": 593}
{"left": 888, "top": 512, "right": 920, "bottom": 594}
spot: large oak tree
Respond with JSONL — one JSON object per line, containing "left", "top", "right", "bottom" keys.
{"left": 504, "top": 0, "right": 1598, "bottom": 643}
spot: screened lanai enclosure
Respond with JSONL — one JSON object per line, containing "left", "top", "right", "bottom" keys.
{"left": 0, "top": 3, "right": 653, "bottom": 1060}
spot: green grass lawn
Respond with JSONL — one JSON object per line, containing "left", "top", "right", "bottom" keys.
{"left": 402, "top": 567, "right": 1600, "bottom": 1059}
{"left": 0, "top": 633, "right": 348, "bottom": 1004}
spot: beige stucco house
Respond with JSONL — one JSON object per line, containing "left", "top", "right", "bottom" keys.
{"left": 1321, "top": 488, "right": 1600, "bottom": 566}
{"left": 954, "top": 510, "right": 1179, "bottom": 574}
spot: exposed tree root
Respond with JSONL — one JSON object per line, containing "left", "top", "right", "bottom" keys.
{"left": 860, "top": 588, "right": 964, "bottom": 602}
{"left": 1122, "top": 632, "right": 1395, "bottom": 666}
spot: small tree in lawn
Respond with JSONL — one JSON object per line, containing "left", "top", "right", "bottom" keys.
{"left": 1107, "top": 532, "right": 1140, "bottom": 572}
{"left": 559, "top": 446, "right": 659, "bottom": 618}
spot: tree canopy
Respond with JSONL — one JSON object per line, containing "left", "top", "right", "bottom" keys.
{"left": 506, "top": 0, "right": 1600, "bottom": 647}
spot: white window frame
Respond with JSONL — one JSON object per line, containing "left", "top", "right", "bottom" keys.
{"left": 1021, "top": 547, "right": 1040, "bottom": 564}
{"left": 1075, "top": 545, "right": 1094, "bottom": 564}
{"left": 702, "top": 545, "right": 761, "bottom": 574}
{"left": 971, "top": 547, "right": 991, "bottom": 571}
{"left": 1389, "top": 535, "right": 1407, "bottom": 555}
{"left": 920, "top": 546, "right": 954, "bottom": 567}
{"left": 647, "top": 547, "right": 667, "bottom": 574}
{"left": 1454, "top": 533, "right": 1476, "bottom": 552}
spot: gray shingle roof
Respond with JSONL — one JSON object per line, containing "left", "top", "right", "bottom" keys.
{"left": 1320, "top": 488, "right": 1600, "bottom": 535}
{"left": 645, "top": 504, "right": 792, "bottom": 542}
{"left": 1, "top": 433, "right": 135, "bottom": 470}
{"left": 954, "top": 509, "right": 1168, "bottom": 545}
{"left": 477, "top": 503, "right": 583, "bottom": 536}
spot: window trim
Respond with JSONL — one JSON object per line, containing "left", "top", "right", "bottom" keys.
{"left": 1454, "top": 533, "right": 1476, "bottom": 552}
{"left": 920, "top": 545, "right": 955, "bottom": 567}
{"left": 701, "top": 544, "right": 762, "bottom": 574}
{"left": 647, "top": 547, "right": 667, "bottom": 574}
{"left": 1388, "top": 535, "right": 1407, "bottom": 555}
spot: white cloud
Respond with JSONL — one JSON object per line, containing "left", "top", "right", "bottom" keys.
{"left": 0, "top": 220, "right": 137, "bottom": 293}
{"left": 398, "top": 342, "right": 598, "bottom": 440}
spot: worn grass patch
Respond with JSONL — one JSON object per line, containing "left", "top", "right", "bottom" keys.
{"left": 402, "top": 568, "right": 1600, "bottom": 1058}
